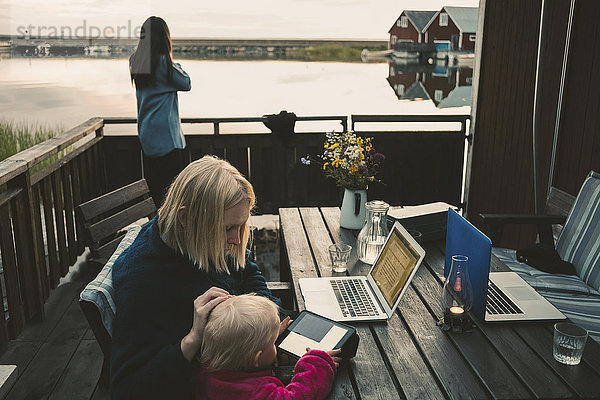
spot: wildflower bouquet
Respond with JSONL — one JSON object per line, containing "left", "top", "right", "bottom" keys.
{"left": 301, "top": 131, "right": 385, "bottom": 190}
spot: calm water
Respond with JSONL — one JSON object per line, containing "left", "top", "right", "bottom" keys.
{"left": 0, "top": 55, "right": 472, "bottom": 132}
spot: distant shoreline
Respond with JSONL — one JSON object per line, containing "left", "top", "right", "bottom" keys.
{"left": 2, "top": 36, "right": 387, "bottom": 62}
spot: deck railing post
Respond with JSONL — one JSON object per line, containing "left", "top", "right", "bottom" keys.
{"left": 6, "top": 171, "right": 45, "bottom": 322}
{"left": 94, "top": 124, "right": 108, "bottom": 196}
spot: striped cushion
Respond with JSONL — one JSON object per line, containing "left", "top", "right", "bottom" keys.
{"left": 80, "top": 225, "right": 141, "bottom": 336}
{"left": 539, "top": 291, "right": 600, "bottom": 343}
{"left": 555, "top": 171, "right": 600, "bottom": 291}
{"left": 493, "top": 248, "right": 600, "bottom": 343}
{"left": 492, "top": 248, "right": 600, "bottom": 296}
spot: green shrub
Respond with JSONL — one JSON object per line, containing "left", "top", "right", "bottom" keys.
{"left": 0, "top": 120, "right": 63, "bottom": 162}
{"left": 289, "top": 45, "right": 387, "bottom": 62}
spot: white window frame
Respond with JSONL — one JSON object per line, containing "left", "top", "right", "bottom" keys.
{"left": 396, "top": 84, "right": 405, "bottom": 96}
{"left": 400, "top": 16, "right": 409, "bottom": 28}
{"left": 469, "top": 34, "right": 476, "bottom": 42}
{"left": 439, "top": 13, "right": 448, "bottom": 27}
{"left": 391, "top": 35, "right": 397, "bottom": 45}
{"left": 434, "top": 90, "right": 444, "bottom": 102}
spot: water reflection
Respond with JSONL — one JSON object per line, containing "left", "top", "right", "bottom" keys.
{"left": 387, "top": 59, "right": 473, "bottom": 108}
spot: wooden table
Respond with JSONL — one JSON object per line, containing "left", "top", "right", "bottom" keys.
{"left": 279, "top": 207, "right": 600, "bottom": 400}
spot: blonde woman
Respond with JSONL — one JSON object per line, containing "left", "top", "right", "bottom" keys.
{"left": 197, "top": 294, "right": 340, "bottom": 400}
{"left": 111, "top": 155, "right": 284, "bottom": 400}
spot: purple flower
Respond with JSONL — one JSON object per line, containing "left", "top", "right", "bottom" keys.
{"left": 358, "top": 165, "right": 369, "bottom": 174}
{"left": 369, "top": 148, "right": 376, "bottom": 155}
{"left": 373, "top": 153, "right": 385, "bottom": 163}
{"left": 301, "top": 157, "right": 311, "bottom": 165}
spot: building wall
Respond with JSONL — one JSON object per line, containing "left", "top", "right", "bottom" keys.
{"left": 457, "top": 68, "right": 473, "bottom": 86}
{"left": 389, "top": 13, "right": 419, "bottom": 48}
{"left": 423, "top": 71, "right": 457, "bottom": 105}
{"left": 467, "top": 0, "right": 600, "bottom": 249}
{"left": 426, "top": 9, "right": 460, "bottom": 47}
{"left": 461, "top": 32, "right": 476, "bottom": 51}
{"left": 552, "top": 2, "right": 600, "bottom": 194}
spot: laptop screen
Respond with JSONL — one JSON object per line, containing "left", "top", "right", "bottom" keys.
{"left": 444, "top": 209, "right": 492, "bottom": 320}
{"left": 371, "top": 227, "right": 421, "bottom": 307}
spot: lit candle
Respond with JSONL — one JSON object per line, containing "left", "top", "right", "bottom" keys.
{"left": 449, "top": 306, "right": 464, "bottom": 315}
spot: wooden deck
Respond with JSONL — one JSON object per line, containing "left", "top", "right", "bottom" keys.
{"left": 0, "top": 251, "right": 109, "bottom": 400}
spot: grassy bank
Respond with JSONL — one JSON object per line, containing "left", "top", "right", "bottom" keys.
{"left": 0, "top": 120, "right": 63, "bottom": 162}
{"left": 288, "top": 44, "right": 387, "bottom": 62}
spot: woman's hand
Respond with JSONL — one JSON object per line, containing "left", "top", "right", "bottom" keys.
{"left": 180, "top": 287, "right": 231, "bottom": 361}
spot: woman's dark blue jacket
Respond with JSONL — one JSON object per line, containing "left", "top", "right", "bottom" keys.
{"left": 110, "top": 217, "right": 281, "bottom": 399}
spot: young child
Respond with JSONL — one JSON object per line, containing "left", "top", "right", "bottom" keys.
{"left": 196, "top": 294, "right": 340, "bottom": 400}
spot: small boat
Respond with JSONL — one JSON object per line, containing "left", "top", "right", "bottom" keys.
{"left": 361, "top": 48, "right": 393, "bottom": 62}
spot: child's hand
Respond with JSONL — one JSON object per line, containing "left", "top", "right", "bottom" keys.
{"left": 278, "top": 316, "right": 292, "bottom": 336}
{"left": 306, "top": 347, "right": 343, "bottom": 368}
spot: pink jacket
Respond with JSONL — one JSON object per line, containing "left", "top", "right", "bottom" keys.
{"left": 196, "top": 350, "right": 336, "bottom": 400}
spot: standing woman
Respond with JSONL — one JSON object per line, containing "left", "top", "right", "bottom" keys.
{"left": 130, "top": 16, "right": 191, "bottom": 207}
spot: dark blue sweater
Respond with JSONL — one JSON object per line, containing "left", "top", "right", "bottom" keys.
{"left": 110, "top": 217, "right": 281, "bottom": 399}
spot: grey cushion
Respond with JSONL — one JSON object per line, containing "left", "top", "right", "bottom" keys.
{"left": 80, "top": 225, "right": 141, "bottom": 336}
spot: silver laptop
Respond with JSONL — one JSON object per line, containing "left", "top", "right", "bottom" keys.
{"left": 445, "top": 208, "right": 566, "bottom": 322}
{"left": 299, "top": 222, "right": 426, "bottom": 322}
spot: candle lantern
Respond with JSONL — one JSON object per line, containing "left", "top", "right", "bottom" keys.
{"left": 440, "top": 255, "right": 473, "bottom": 333}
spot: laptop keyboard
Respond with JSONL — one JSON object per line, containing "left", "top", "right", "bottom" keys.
{"left": 331, "top": 279, "right": 381, "bottom": 318}
{"left": 486, "top": 280, "right": 524, "bottom": 315}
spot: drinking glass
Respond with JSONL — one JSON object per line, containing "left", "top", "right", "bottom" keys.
{"left": 329, "top": 243, "right": 352, "bottom": 273}
{"left": 553, "top": 322, "right": 588, "bottom": 365}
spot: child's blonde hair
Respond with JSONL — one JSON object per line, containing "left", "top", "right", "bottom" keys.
{"left": 157, "top": 155, "right": 255, "bottom": 273}
{"left": 200, "top": 294, "right": 280, "bottom": 371}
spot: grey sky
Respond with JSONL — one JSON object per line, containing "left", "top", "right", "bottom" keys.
{"left": 1, "top": 0, "right": 479, "bottom": 39}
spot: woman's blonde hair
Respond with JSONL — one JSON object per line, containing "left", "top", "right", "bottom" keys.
{"left": 158, "top": 155, "right": 255, "bottom": 273}
{"left": 200, "top": 294, "right": 280, "bottom": 371}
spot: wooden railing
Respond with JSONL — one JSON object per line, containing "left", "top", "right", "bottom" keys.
{"left": 0, "top": 113, "right": 469, "bottom": 352}
{"left": 103, "top": 114, "right": 469, "bottom": 213}
{"left": 0, "top": 118, "right": 106, "bottom": 352}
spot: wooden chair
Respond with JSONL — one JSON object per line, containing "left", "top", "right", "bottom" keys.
{"left": 76, "top": 179, "right": 292, "bottom": 387}
{"left": 75, "top": 179, "right": 156, "bottom": 387}
{"left": 480, "top": 171, "right": 600, "bottom": 342}
{"left": 480, "top": 185, "right": 575, "bottom": 247}
{"left": 75, "top": 179, "right": 157, "bottom": 265}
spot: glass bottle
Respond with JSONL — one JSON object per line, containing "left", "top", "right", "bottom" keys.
{"left": 441, "top": 255, "right": 473, "bottom": 315}
{"left": 356, "top": 200, "right": 390, "bottom": 264}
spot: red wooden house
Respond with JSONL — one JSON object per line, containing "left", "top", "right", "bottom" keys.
{"left": 388, "top": 10, "right": 436, "bottom": 49}
{"left": 423, "top": 6, "right": 479, "bottom": 51}
{"left": 386, "top": 64, "right": 419, "bottom": 99}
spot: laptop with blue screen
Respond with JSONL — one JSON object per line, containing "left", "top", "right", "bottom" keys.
{"left": 445, "top": 209, "right": 565, "bottom": 322}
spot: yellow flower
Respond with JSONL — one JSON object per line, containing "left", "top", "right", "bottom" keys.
{"left": 323, "top": 162, "right": 329, "bottom": 170}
